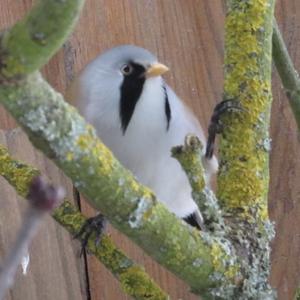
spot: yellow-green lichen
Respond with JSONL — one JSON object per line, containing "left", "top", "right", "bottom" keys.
{"left": 218, "top": 0, "right": 275, "bottom": 220}
{"left": 224, "top": 265, "right": 240, "bottom": 281}
{"left": 120, "top": 266, "right": 168, "bottom": 300}
{"left": 210, "top": 241, "right": 238, "bottom": 281}
{"left": 74, "top": 127, "right": 154, "bottom": 202}
{"left": 53, "top": 202, "right": 169, "bottom": 299}
{"left": 65, "top": 151, "right": 74, "bottom": 161}
{"left": 211, "top": 242, "right": 226, "bottom": 273}
{"left": 0, "top": 144, "right": 39, "bottom": 197}
{"left": 77, "top": 134, "right": 114, "bottom": 172}
{"left": 0, "top": 149, "right": 168, "bottom": 300}
{"left": 0, "top": 0, "right": 243, "bottom": 295}
{"left": 172, "top": 135, "right": 206, "bottom": 190}
{"left": 0, "top": 0, "right": 85, "bottom": 79}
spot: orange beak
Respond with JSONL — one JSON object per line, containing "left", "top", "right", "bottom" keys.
{"left": 146, "top": 63, "right": 169, "bottom": 78}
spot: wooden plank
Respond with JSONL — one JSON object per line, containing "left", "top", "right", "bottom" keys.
{"left": 270, "top": 3, "right": 300, "bottom": 299}
{"left": 1, "top": 1, "right": 300, "bottom": 299}
{"left": 0, "top": 2, "right": 87, "bottom": 298}
{"left": 0, "top": 129, "right": 86, "bottom": 300}
{"left": 67, "top": 1, "right": 224, "bottom": 299}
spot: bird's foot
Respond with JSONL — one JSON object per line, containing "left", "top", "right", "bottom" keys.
{"left": 205, "top": 99, "right": 243, "bottom": 158}
{"left": 74, "top": 213, "right": 107, "bottom": 256}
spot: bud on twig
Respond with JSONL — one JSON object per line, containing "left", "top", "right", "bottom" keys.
{"left": 27, "top": 176, "right": 64, "bottom": 212}
{"left": 0, "top": 176, "right": 64, "bottom": 300}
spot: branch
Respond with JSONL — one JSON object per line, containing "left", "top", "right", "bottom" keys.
{"left": 0, "top": 0, "right": 84, "bottom": 79}
{"left": 0, "top": 176, "right": 63, "bottom": 300}
{"left": 0, "top": 70, "right": 236, "bottom": 297}
{"left": 294, "top": 286, "right": 300, "bottom": 300}
{"left": 0, "top": 0, "right": 279, "bottom": 298}
{"left": 0, "top": 143, "right": 169, "bottom": 300}
{"left": 219, "top": 0, "right": 275, "bottom": 221}
{"left": 212, "top": 1, "right": 276, "bottom": 298}
{"left": 0, "top": 1, "right": 237, "bottom": 296}
{"left": 171, "top": 134, "right": 224, "bottom": 230}
{"left": 272, "top": 20, "right": 300, "bottom": 130}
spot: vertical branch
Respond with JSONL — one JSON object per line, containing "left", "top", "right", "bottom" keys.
{"left": 218, "top": 0, "right": 275, "bottom": 221}
{"left": 0, "top": 0, "right": 232, "bottom": 291}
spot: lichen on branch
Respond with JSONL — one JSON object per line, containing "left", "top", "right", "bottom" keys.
{"left": 0, "top": 0, "right": 85, "bottom": 79}
{"left": 0, "top": 72, "right": 239, "bottom": 296}
{"left": 0, "top": 145, "right": 39, "bottom": 197}
{"left": 0, "top": 142, "right": 169, "bottom": 300}
{"left": 172, "top": 134, "right": 223, "bottom": 230}
{"left": 0, "top": 0, "right": 280, "bottom": 298}
{"left": 219, "top": 0, "right": 275, "bottom": 221}
{"left": 0, "top": 0, "right": 237, "bottom": 294}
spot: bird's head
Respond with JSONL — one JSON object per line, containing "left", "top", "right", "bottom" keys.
{"left": 77, "top": 45, "right": 169, "bottom": 133}
{"left": 88, "top": 44, "right": 168, "bottom": 79}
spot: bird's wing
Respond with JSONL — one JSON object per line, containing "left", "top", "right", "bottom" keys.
{"left": 164, "top": 84, "right": 206, "bottom": 144}
{"left": 164, "top": 83, "right": 218, "bottom": 181}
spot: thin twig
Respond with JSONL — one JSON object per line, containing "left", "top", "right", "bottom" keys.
{"left": 0, "top": 176, "right": 63, "bottom": 300}
{"left": 172, "top": 134, "right": 224, "bottom": 230}
{"left": 272, "top": 20, "right": 300, "bottom": 131}
{"left": 0, "top": 143, "right": 169, "bottom": 300}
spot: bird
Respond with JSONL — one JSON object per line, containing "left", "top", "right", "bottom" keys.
{"left": 68, "top": 45, "right": 218, "bottom": 230}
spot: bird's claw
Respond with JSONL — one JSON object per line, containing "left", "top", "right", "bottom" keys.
{"left": 74, "top": 213, "right": 107, "bottom": 256}
{"left": 205, "top": 99, "right": 243, "bottom": 158}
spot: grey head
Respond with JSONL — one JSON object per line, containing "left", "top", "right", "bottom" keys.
{"left": 92, "top": 45, "right": 158, "bottom": 70}
{"left": 80, "top": 45, "right": 169, "bottom": 134}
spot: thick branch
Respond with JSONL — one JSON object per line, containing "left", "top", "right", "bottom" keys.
{"left": 219, "top": 0, "right": 275, "bottom": 220}
{"left": 0, "top": 72, "right": 237, "bottom": 296}
{"left": 272, "top": 20, "right": 300, "bottom": 130}
{"left": 0, "top": 0, "right": 237, "bottom": 295}
{"left": 0, "top": 0, "right": 84, "bottom": 79}
{"left": 0, "top": 1, "right": 280, "bottom": 297}
{"left": 0, "top": 143, "right": 168, "bottom": 300}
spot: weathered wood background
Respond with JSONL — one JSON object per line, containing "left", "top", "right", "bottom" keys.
{"left": 0, "top": 1, "right": 299, "bottom": 299}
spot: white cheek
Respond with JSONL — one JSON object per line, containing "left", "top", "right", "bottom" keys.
{"left": 82, "top": 76, "right": 123, "bottom": 135}
{"left": 87, "top": 87, "right": 119, "bottom": 120}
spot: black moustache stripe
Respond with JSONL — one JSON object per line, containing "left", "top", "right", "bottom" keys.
{"left": 163, "top": 85, "right": 171, "bottom": 131}
{"left": 120, "top": 63, "right": 146, "bottom": 134}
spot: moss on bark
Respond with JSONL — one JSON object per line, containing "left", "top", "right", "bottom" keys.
{"left": 0, "top": 0, "right": 84, "bottom": 79}
{"left": 0, "top": 143, "right": 169, "bottom": 300}
{"left": 218, "top": 0, "right": 275, "bottom": 221}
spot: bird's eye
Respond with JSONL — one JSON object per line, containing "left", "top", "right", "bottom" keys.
{"left": 121, "top": 64, "right": 133, "bottom": 76}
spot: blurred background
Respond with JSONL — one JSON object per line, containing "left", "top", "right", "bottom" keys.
{"left": 0, "top": 1, "right": 299, "bottom": 299}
